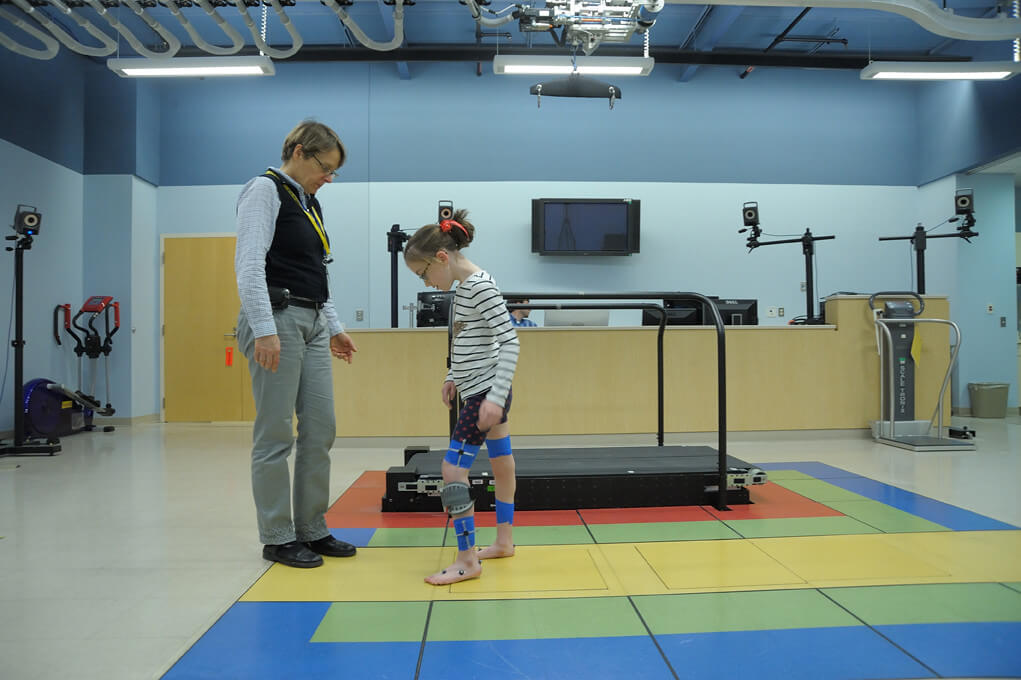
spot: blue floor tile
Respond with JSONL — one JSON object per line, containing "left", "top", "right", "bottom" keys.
{"left": 329, "top": 527, "right": 377, "bottom": 547}
{"left": 419, "top": 636, "right": 676, "bottom": 680}
{"left": 877, "top": 622, "right": 1021, "bottom": 678}
{"left": 162, "top": 602, "right": 419, "bottom": 680}
{"left": 656, "top": 626, "right": 933, "bottom": 680}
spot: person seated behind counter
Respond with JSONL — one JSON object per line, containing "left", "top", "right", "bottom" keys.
{"left": 507, "top": 298, "right": 537, "bottom": 327}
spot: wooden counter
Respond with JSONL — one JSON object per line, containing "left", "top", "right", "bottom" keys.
{"left": 333, "top": 295, "right": 952, "bottom": 436}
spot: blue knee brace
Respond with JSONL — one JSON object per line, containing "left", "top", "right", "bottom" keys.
{"left": 453, "top": 515, "right": 475, "bottom": 551}
{"left": 495, "top": 500, "right": 514, "bottom": 525}
{"left": 444, "top": 440, "right": 480, "bottom": 469}
{"left": 487, "top": 436, "right": 512, "bottom": 458}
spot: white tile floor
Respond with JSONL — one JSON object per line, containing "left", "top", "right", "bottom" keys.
{"left": 0, "top": 414, "right": 1018, "bottom": 679}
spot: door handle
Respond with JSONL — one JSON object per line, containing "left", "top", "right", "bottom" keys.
{"left": 223, "top": 326, "right": 237, "bottom": 339}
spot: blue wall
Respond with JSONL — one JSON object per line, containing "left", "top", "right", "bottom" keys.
{"left": 1, "top": 46, "right": 1019, "bottom": 428}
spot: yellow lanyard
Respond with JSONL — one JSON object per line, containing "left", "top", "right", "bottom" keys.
{"left": 265, "top": 171, "right": 330, "bottom": 257}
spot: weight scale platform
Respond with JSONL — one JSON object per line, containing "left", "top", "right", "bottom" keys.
{"left": 382, "top": 445, "right": 767, "bottom": 512}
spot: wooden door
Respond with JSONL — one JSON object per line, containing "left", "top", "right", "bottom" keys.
{"left": 163, "top": 236, "right": 253, "bottom": 421}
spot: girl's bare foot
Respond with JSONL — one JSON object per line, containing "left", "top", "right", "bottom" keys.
{"left": 425, "top": 557, "right": 482, "bottom": 585}
{"left": 476, "top": 542, "right": 515, "bottom": 560}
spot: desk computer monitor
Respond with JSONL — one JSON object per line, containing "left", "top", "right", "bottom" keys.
{"left": 543, "top": 309, "right": 610, "bottom": 327}
{"left": 707, "top": 297, "right": 758, "bottom": 325}
{"left": 416, "top": 291, "right": 454, "bottom": 327}
{"left": 641, "top": 299, "right": 703, "bottom": 326}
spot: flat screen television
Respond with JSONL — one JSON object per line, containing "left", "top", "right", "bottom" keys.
{"left": 641, "top": 299, "right": 703, "bottom": 326}
{"left": 416, "top": 290, "right": 454, "bottom": 327}
{"left": 532, "top": 198, "right": 640, "bottom": 255}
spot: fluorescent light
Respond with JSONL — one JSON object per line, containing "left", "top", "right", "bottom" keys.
{"left": 493, "top": 55, "right": 654, "bottom": 76}
{"left": 861, "top": 60, "right": 1021, "bottom": 81}
{"left": 107, "top": 56, "right": 275, "bottom": 78}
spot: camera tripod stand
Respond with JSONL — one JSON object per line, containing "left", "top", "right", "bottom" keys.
{"left": 741, "top": 225, "right": 836, "bottom": 324}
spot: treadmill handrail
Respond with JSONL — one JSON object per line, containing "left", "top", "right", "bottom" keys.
{"left": 500, "top": 291, "right": 728, "bottom": 511}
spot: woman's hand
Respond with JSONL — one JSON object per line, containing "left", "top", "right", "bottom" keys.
{"left": 254, "top": 335, "right": 281, "bottom": 372}
{"left": 330, "top": 332, "right": 358, "bottom": 363}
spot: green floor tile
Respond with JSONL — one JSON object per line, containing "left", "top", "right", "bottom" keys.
{"left": 588, "top": 520, "right": 740, "bottom": 543}
{"left": 1005, "top": 582, "right": 1021, "bottom": 595}
{"left": 774, "top": 479, "right": 871, "bottom": 503}
{"left": 312, "top": 602, "right": 429, "bottom": 642}
{"left": 758, "top": 469, "right": 816, "bottom": 481}
{"left": 821, "top": 583, "right": 1021, "bottom": 625}
{"left": 633, "top": 589, "right": 861, "bottom": 634}
{"left": 428, "top": 597, "right": 645, "bottom": 641}
{"left": 368, "top": 527, "right": 448, "bottom": 547}
{"left": 826, "top": 499, "right": 950, "bottom": 533}
{"left": 476, "top": 524, "right": 594, "bottom": 546}
{"left": 725, "top": 515, "right": 881, "bottom": 538}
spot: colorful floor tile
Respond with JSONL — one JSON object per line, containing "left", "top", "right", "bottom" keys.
{"left": 165, "top": 460, "right": 1021, "bottom": 679}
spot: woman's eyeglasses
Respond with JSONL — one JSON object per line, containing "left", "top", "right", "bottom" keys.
{"left": 310, "top": 153, "right": 338, "bottom": 179}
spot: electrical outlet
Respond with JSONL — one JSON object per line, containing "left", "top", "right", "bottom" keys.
{"left": 1001, "top": 316, "right": 1007, "bottom": 328}
{"left": 767, "top": 307, "right": 778, "bottom": 318}
{"left": 986, "top": 304, "right": 994, "bottom": 314}
{"left": 355, "top": 309, "right": 364, "bottom": 322}
{"left": 800, "top": 282, "right": 806, "bottom": 292}
{"left": 778, "top": 307, "right": 785, "bottom": 317}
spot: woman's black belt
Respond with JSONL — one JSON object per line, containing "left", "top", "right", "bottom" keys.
{"left": 289, "top": 296, "right": 325, "bottom": 310}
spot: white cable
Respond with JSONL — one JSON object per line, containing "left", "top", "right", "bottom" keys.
{"left": 166, "top": 0, "right": 244, "bottom": 56}
{"left": 463, "top": 0, "right": 517, "bottom": 27}
{"left": 0, "top": 6, "right": 59, "bottom": 59}
{"left": 322, "top": 0, "right": 405, "bottom": 52}
{"left": 233, "top": 0, "right": 303, "bottom": 59}
{"left": 11, "top": 0, "right": 116, "bottom": 57}
{"left": 82, "top": 0, "right": 173, "bottom": 58}
{"left": 120, "top": 0, "right": 182, "bottom": 56}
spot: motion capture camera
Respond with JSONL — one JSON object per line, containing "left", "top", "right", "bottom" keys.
{"left": 741, "top": 201, "right": 759, "bottom": 227}
{"left": 954, "top": 189, "right": 974, "bottom": 215}
{"left": 13, "top": 206, "right": 41, "bottom": 236}
{"left": 438, "top": 200, "right": 454, "bottom": 222}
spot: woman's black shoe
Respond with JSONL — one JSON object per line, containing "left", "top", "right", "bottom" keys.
{"left": 262, "top": 541, "right": 324, "bottom": 568}
{"left": 304, "top": 535, "right": 357, "bottom": 558}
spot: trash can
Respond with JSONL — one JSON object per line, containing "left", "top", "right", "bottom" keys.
{"left": 967, "top": 382, "right": 1009, "bottom": 418}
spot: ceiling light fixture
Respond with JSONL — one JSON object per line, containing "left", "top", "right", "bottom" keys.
{"left": 493, "top": 55, "right": 654, "bottom": 76}
{"left": 860, "top": 60, "right": 1021, "bottom": 81}
{"left": 107, "top": 56, "right": 275, "bottom": 78}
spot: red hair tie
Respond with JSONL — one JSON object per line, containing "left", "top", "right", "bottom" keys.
{"left": 440, "top": 219, "right": 469, "bottom": 237}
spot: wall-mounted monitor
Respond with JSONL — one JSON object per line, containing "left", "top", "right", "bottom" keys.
{"left": 532, "top": 198, "right": 640, "bottom": 256}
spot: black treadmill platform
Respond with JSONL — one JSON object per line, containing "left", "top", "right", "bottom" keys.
{"left": 382, "top": 445, "right": 766, "bottom": 512}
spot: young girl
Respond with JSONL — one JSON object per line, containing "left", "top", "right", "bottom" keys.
{"left": 404, "top": 209, "right": 520, "bottom": 585}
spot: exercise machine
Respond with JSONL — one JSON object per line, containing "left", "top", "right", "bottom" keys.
{"left": 383, "top": 291, "right": 768, "bottom": 512}
{"left": 869, "top": 291, "right": 974, "bottom": 452}
{"left": 48, "top": 296, "right": 120, "bottom": 427}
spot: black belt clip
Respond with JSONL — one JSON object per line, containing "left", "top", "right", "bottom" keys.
{"left": 268, "top": 286, "right": 291, "bottom": 310}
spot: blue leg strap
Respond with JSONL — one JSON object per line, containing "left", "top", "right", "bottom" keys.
{"left": 487, "top": 436, "right": 512, "bottom": 458}
{"left": 495, "top": 500, "right": 514, "bottom": 525}
{"left": 443, "top": 440, "right": 481, "bottom": 469}
{"left": 453, "top": 515, "right": 475, "bottom": 552}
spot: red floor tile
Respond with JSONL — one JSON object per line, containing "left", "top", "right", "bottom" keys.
{"left": 703, "top": 482, "right": 843, "bottom": 520}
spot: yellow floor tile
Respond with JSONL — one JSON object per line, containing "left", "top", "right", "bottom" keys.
{"left": 637, "top": 540, "right": 807, "bottom": 590}
{"left": 751, "top": 533, "right": 951, "bottom": 585}
{"left": 877, "top": 530, "right": 1021, "bottom": 582}
{"left": 451, "top": 546, "right": 609, "bottom": 594}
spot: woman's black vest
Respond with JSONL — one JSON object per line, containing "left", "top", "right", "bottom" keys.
{"left": 262, "top": 171, "right": 329, "bottom": 301}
